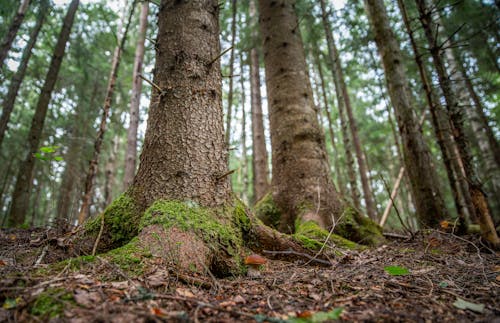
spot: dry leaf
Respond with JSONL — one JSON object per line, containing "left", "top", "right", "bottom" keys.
{"left": 233, "top": 295, "right": 246, "bottom": 304}
{"left": 297, "top": 310, "right": 314, "bottom": 318}
{"left": 440, "top": 221, "right": 450, "bottom": 229}
{"left": 176, "top": 288, "right": 195, "bottom": 298}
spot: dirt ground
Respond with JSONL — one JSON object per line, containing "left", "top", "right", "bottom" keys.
{"left": 0, "top": 227, "right": 498, "bottom": 322}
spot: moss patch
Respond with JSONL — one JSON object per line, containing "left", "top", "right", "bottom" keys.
{"left": 254, "top": 193, "right": 281, "bottom": 229}
{"left": 295, "top": 220, "right": 361, "bottom": 250}
{"left": 85, "top": 193, "right": 141, "bottom": 247}
{"left": 104, "top": 237, "right": 149, "bottom": 276}
{"left": 30, "top": 288, "right": 74, "bottom": 318}
{"left": 335, "top": 206, "right": 385, "bottom": 246}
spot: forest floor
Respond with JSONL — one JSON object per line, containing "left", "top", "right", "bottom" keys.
{"left": 0, "top": 227, "right": 498, "bottom": 322}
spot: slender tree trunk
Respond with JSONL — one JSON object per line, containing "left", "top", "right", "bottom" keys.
{"left": 224, "top": 0, "right": 237, "bottom": 147}
{"left": 249, "top": 0, "right": 269, "bottom": 203}
{"left": 320, "top": 0, "right": 376, "bottom": 219}
{"left": 123, "top": 1, "right": 148, "bottom": 190}
{"left": 397, "top": 0, "right": 469, "bottom": 226}
{"left": 7, "top": 0, "right": 79, "bottom": 227}
{"left": 258, "top": 0, "right": 344, "bottom": 233}
{"left": 364, "top": 0, "right": 448, "bottom": 228}
{"left": 415, "top": 0, "right": 499, "bottom": 246}
{"left": 0, "top": 0, "right": 48, "bottom": 148}
{"left": 130, "top": 0, "right": 231, "bottom": 210}
{"left": 239, "top": 51, "right": 249, "bottom": 203}
{"left": 0, "top": 0, "right": 30, "bottom": 69}
{"left": 78, "top": 3, "right": 135, "bottom": 224}
{"left": 105, "top": 136, "right": 120, "bottom": 206}
{"left": 313, "top": 51, "right": 345, "bottom": 196}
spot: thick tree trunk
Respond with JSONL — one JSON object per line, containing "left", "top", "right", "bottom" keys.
{"left": 312, "top": 51, "right": 345, "bottom": 196}
{"left": 249, "top": 0, "right": 270, "bottom": 203}
{"left": 364, "top": 0, "right": 448, "bottom": 228}
{"left": 123, "top": 1, "right": 148, "bottom": 190}
{"left": 78, "top": 3, "right": 135, "bottom": 224}
{"left": 397, "top": 0, "right": 469, "bottom": 227}
{"left": 0, "top": 0, "right": 30, "bottom": 69}
{"left": 319, "top": 0, "right": 376, "bottom": 220}
{"left": 257, "top": 0, "right": 343, "bottom": 232}
{"left": 0, "top": 0, "right": 47, "bottom": 148}
{"left": 8, "top": 0, "right": 79, "bottom": 227}
{"left": 415, "top": 0, "right": 499, "bottom": 246}
{"left": 224, "top": 0, "right": 237, "bottom": 147}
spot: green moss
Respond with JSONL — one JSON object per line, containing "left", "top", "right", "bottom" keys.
{"left": 232, "top": 198, "right": 251, "bottom": 233}
{"left": 30, "top": 288, "right": 74, "bottom": 318}
{"left": 85, "top": 193, "right": 140, "bottom": 245}
{"left": 294, "top": 220, "right": 361, "bottom": 250}
{"left": 104, "top": 238, "right": 147, "bottom": 276}
{"left": 254, "top": 193, "right": 281, "bottom": 229}
{"left": 335, "top": 206, "right": 385, "bottom": 246}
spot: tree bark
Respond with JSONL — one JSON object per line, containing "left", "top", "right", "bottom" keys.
{"left": 364, "top": 0, "right": 448, "bottom": 228}
{"left": 78, "top": 2, "right": 135, "bottom": 224}
{"left": 129, "top": 0, "right": 231, "bottom": 210}
{"left": 224, "top": 0, "right": 237, "bottom": 148}
{"left": 239, "top": 51, "right": 249, "bottom": 203}
{"left": 123, "top": 1, "right": 149, "bottom": 190}
{"left": 105, "top": 136, "right": 120, "bottom": 206}
{"left": 8, "top": 0, "right": 79, "bottom": 227}
{"left": 415, "top": 0, "right": 499, "bottom": 246}
{"left": 0, "top": 0, "right": 48, "bottom": 148}
{"left": 320, "top": 0, "right": 377, "bottom": 220}
{"left": 258, "top": 0, "right": 344, "bottom": 232}
{"left": 249, "top": 0, "right": 270, "bottom": 203}
{"left": 0, "top": 0, "right": 30, "bottom": 69}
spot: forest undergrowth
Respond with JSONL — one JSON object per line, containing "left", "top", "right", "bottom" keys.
{"left": 0, "top": 227, "right": 498, "bottom": 322}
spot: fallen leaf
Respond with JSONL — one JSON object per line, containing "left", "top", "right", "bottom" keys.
{"left": 110, "top": 281, "right": 129, "bottom": 289}
{"left": 233, "top": 295, "right": 246, "bottom": 304}
{"left": 176, "top": 288, "right": 194, "bottom": 298}
{"left": 296, "top": 310, "right": 314, "bottom": 318}
{"left": 440, "top": 221, "right": 450, "bottom": 229}
{"left": 453, "top": 298, "right": 484, "bottom": 313}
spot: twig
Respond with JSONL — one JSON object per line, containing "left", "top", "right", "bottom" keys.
{"left": 262, "top": 249, "right": 333, "bottom": 266}
{"left": 208, "top": 46, "right": 233, "bottom": 66}
{"left": 92, "top": 213, "right": 105, "bottom": 256}
{"left": 34, "top": 245, "right": 49, "bottom": 266}
{"left": 139, "top": 74, "right": 162, "bottom": 93}
{"left": 216, "top": 169, "right": 236, "bottom": 180}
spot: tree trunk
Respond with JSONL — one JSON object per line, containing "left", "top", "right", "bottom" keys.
{"left": 78, "top": 3, "right": 135, "bottom": 224}
{"left": 123, "top": 1, "right": 148, "bottom": 190}
{"left": 249, "top": 0, "right": 270, "bottom": 203}
{"left": 312, "top": 51, "right": 345, "bottom": 196}
{"left": 0, "top": 0, "right": 30, "bottom": 69}
{"left": 0, "top": 0, "right": 47, "bottom": 148}
{"left": 239, "top": 51, "right": 249, "bottom": 203}
{"left": 397, "top": 0, "right": 470, "bottom": 228}
{"left": 104, "top": 136, "right": 120, "bottom": 206}
{"left": 224, "top": 0, "right": 237, "bottom": 148}
{"left": 415, "top": 0, "right": 499, "bottom": 246}
{"left": 7, "top": 0, "right": 79, "bottom": 227}
{"left": 320, "top": 0, "right": 376, "bottom": 220}
{"left": 364, "top": 0, "right": 448, "bottom": 228}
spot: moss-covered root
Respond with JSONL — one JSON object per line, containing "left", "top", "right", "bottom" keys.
{"left": 334, "top": 206, "right": 385, "bottom": 246}
{"left": 137, "top": 200, "right": 248, "bottom": 277}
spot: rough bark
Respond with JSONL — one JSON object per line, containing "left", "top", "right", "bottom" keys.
{"left": 397, "top": 0, "right": 469, "bottom": 228}
{"left": 320, "top": 0, "right": 376, "bottom": 220}
{"left": 104, "top": 136, "right": 120, "bottom": 206}
{"left": 7, "top": 0, "right": 79, "bottom": 227}
{"left": 249, "top": 0, "right": 270, "bottom": 203}
{"left": 312, "top": 51, "right": 345, "bottom": 196}
{"left": 78, "top": 3, "right": 135, "bottom": 224}
{"left": 123, "top": 1, "right": 149, "bottom": 190}
{"left": 257, "top": 0, "right": 377, "bottom": 238}
{"left": 0, "top": 0, "right": 30, "bottom": 69}
{"left": 224, "top": 0, "right": 237, "bottom": 148}
{"left": 0, "top": 0, "right": 47, "bottom": 148}
{"left": 239, "top": 52, "right": 249, "bottom": 203}
{"left": 364, "top": 0, "right": 448, "bottom": 228}
{"left": 415, "top": 0, "right": 499, "bottom": 246}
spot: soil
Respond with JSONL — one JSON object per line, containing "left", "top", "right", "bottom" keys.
{"left": 0, "top": 227, "right": 498, "bottom": 322}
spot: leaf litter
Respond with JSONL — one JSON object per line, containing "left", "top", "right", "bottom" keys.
{"left": 0, "top": 227, "right": 498, "bottom": 322}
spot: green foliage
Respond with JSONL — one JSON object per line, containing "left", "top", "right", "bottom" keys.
{"left": 254, "top": 193, "right": 281, "bottom": 229}
{"left": 29, "top": 288, "right": 74, "bottom": 318}
{"left": 384, "top": 265, "right": 410, "bottom": 276}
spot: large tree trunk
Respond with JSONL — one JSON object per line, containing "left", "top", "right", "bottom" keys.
{"left": 257, "top": 0, "right": 383, "bottom": 246}
{"left": 249, "top": 0, "right": 270, "bottom": 203}
{"left": 364, "top": 0, "right": 448, "bottom": 228}
{"left": 320, "top": 0, "right": 376, "bottom": 220}
{"left": 224, "top": 0, "right": 237, "bottom": 148}
{"left": 0, "top": 0, "right": 47, "bottom": 148}
{"left": 123, "top": 1, "right": 149, "bottom": 190}
{"left": 78, "top": 3, "right": 135, "bottom": 224}
{"left": 7, "top": 0, "right": 79, "bottom": 227}
{"left": 415, "top": 0, "right": 499, "bottom": 247}
{"left": 0, "top": 0, "right": 30, "bottom": 69}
